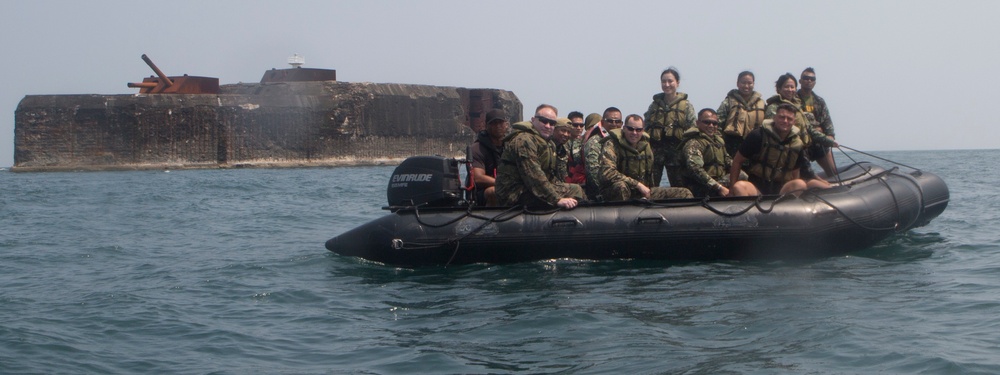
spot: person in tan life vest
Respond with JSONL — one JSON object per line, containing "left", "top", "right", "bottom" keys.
{"left": 598, "top": 114, "right": 693, "bottom": 201}
{"left": 730, "top": 103, "right": 830, "bottom": 196}
{"left": 717, "top": 71, "right": 766, "bottom": 157}
{"left": 643, "top": 67, "right": 696, "bottom": 188}
{"left": 764, "top": 73, "right": 838, "bottom": 183}
{"left": 681, "top": 108, "right": 745, "bottom": 197}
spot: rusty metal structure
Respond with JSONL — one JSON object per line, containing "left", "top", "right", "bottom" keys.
{"left": 127, "top": 54, "right": 219, "bottom": 94}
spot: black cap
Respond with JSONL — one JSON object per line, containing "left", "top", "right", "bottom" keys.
{"left": 485, "top": 109, "right": 508, "bottom": 125}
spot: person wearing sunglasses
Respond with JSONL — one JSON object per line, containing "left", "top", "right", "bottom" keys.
{"left": 681, "top": 108, "right": 742, "bottom": 197}
{"left": 643, "top": 67, "right": 697, "bottom": 189}
{"left": 495, "top": 104, "right": 586, "bottom": 209}
{"left": 582, "top": 107, "right": 623, "bottom": 198}
{"left": 567, "top": 111, "right": 586, "bottom": 139}
{"left": 797, "top": 67, "right": 838, "bottom": 178}
{"left": 563, "top": 111, "right": 588, "bottom": 185}
{"left": 598, "top": 115, "right": 693, "bottom": 201}
{"left": 717, "top": 71, "right": 766, "bottom": 158}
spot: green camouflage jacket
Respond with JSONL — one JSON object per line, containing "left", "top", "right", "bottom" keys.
{"left": 797, "top": 90, "right": 835, "bottom": 139}
{"left": 681, "top": 127, "right": 731, "bottom": 190}
{"left": 583, "top": 130, "right": 607, "bottom": 190}
{"left": 599, "top": 129, "right": 655, "bottom": 189}
{"left": 494, "top": 122, "right": 566, "bottom": 206}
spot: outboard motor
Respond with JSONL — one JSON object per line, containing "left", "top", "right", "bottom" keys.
{"left": 387, "top": 156, "right": 464, "bottom": 207}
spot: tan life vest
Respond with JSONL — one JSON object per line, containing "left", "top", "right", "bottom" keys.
{"left": 605, "top": 129, "right": 655, "bottom": 185}
{"left": 722, "top": 91, "right": 765, "bottom": 138}
{"left": 645, "top": 93, "right": 692, "bottom": 144}
{"left": 747, "top": 122, "right": 805, "bottom": 184}
{"left": 682, "top": 129, "right": 729, "bottom": 180}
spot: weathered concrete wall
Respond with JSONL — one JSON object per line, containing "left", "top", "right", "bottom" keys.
{"left": 13, "top": 81, "right": 522, "bottom": 171}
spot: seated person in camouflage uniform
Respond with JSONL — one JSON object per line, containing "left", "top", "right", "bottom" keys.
{"left": 681, "top": 108, "right": 743, "bottom": 197}
{"left": 598, "top": 114, "right": 693, "bottom": 201}
{"left": 552, "top": 117, "right": 575, "bottom": 182}
{"left": 495, "top": 104, "right": 586, "bottom": 209}
{"left": 583, "top": 107, "right": 623, "bottom": 198}
{"left": 729, "top": 103, "right": 830, "bottom": 196}
{"left": 564, "top": 112, "right": 588, "bottom": 184}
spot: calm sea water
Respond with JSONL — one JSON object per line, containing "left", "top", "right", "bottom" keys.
{"left": 1, "top": 149, "right": 998, "bottom": 374}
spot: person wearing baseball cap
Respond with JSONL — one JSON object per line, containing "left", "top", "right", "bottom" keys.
{"left": 468, "top": 108, "right": 510, "bottom": 205}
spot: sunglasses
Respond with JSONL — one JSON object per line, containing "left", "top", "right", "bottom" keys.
{"left": 623, "top": 125, "right": 644, "bottom": 133}
{"left": 572, "top": 123, "right": 585, "bottom": 128}
{"left": 535, "top": 116, "right": 557, "bottom": 126}
{"left": 699, "top": 120, "right": 720, "bottom": 126}
{"left": 604, "top": 118, "right": 624, "bottom": 125}
{"left": 800, "top": 76, "right": 816, "bottom": 81}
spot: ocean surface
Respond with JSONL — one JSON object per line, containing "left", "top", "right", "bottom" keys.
{"left": 1, "top": 149, "right": 998, "bottom": 374}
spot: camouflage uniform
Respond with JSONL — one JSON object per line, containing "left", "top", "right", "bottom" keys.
{"left": 567, "top": 138, "right": 584, "bottom": 165}
{"left": 564, "top": 138, "right": 586, "bottom": 184}
{"left": 554, "top": 142, "right": 569, "bottom": 182}
{"left": 717, "top": 89, "right": 766, "bottom": 157}
{"left": 797, "top": 90, "right": 835, "bottom": 140}
{"left": 598, "top": 129, "right": 692, "bottom": 201}
{"left": 552, "top": 119, "right": 574, "bottom": 182}
{"left": 643, "top": 92, "right": 696, "bottom": 188}
{"left": 680, "top": 127, "right": 734, "bottom": 197}
{"left": 495, "top": 122, "right": 585, "bottom": 207}
{"left": 582, "top": 126, "right": 609, "bottom": 198}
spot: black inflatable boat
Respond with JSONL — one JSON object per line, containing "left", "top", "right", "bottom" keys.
{"left": 325, "top": 156, "right": 949, "bottom": 267}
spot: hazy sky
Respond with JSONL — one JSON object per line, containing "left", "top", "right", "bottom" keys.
{"left": 2, "top": 0, "right": 998, "bottom": 168}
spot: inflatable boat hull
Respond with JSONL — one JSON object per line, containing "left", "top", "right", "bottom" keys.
{"left": 326, "top": 162, "right": 948, "bottom": 267}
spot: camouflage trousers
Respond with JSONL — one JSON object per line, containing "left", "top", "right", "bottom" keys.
{"left": 511, "top": 183, "right": 587, "bottom": 208}
{"left": 651, "top": 146, "right": 686, "bottom": 188}
{"left": 601, "top": 181, "right": 693, "bottom": 201}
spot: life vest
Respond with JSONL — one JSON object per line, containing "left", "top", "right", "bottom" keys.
{"left": 721, "top": 90, "right": 766, "bottom": 138}
{"left": 681, "top": 128, "right": 728, "bottom": 181}
{"left": 747, "top": 122, "right": 804, "bottom": 184}
{"left": 644, "top": 92, "right": 693, "bottom": 145}
{"left": 765, "top": 95, "right": 812, "bottom": 147}
{"left": 603, "top": 129, "right": 655, "bottom": 185}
